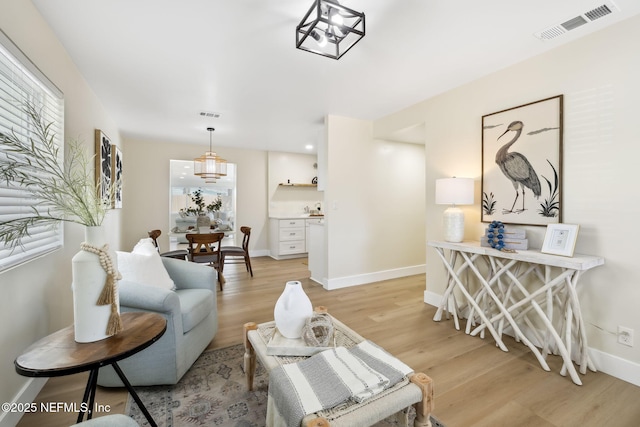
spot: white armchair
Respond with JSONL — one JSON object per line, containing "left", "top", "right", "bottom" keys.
{"left": 97, "top": 257, "right": 218, "bottom": 386}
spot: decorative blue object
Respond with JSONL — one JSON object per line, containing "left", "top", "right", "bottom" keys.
{"left": 487, "top": 221, "right": 506, "bottom": 250}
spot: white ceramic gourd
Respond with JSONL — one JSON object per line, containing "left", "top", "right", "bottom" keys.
{"left": 274, "top": 281, "right": 313, "bottom": 338}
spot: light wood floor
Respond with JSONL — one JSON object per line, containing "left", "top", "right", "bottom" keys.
{"left": 17, "top": 256, "right": 640, "bottom": 427}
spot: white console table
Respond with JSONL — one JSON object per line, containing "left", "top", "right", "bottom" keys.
{"left": 428, "top": 240, "right": 604, "bottom": 385}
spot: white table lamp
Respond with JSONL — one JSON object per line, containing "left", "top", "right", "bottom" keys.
{"left": 435, "top": 177, "right": 474, "bottom": 242}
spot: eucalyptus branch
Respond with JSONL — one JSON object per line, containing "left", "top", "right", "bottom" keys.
{"left": 0, "top": 104, "right": 116, "bottom": 249}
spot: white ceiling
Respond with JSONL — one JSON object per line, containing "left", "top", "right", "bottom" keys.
{"left": 32, "top": 0, "right": 640, "bottom": 153}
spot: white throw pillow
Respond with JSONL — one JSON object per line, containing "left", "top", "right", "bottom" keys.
{"left": 117, "top": 239, "right": 175, "bottom": 290}
{"left": 132, "top": 237, "right": 157, "bottom": 255}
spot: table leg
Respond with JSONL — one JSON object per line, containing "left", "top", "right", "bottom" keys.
{"left": 465, "top": 254, "right": 550, "bottom": 367}
{"left": 410, "top": 373, "right": 434, "bottom": 427}
{"left": 433, "top": 250, "right": 457, "bottom": 323}
{"left": 432, "top": 249, "right": 509, "bottom": 349}
{"left": 86, "top": 368, "right": 99, "bottom": 420}
{"left": 499, "top": 265, "right": 581, "bottom": 384}
{"left": 76, "top": 368, "right": 98, "bottom": 424}
{"left": 563, "top": 271, "right": 596, "bottom": 374}
{"left": 111, "top": 362, "right": 157, "bottom": 427}
{"left": 244, "top": 322, "right": 258, "bottom": 391}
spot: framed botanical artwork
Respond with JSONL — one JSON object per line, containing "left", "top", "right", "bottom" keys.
{"left": 95, "top": 129, "right": 112, "bottom": 206}
{"left": 112, "top": 145, "right": 123, "bottom": 208}
{"left": 541, "top": 223, "right": 579, "bottom": 257}
{"left": 481, "top": 95, "right": 563, "bottom": 226}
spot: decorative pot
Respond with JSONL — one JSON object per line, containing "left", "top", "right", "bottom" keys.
{"left": 274, "top": 281, "right": 313, "bottom": 339}
{"left": 196, "top": 214, "right": 210, "bottom": 232}
{"left": 71, "top": 226, "right": 120, "bottom": 343}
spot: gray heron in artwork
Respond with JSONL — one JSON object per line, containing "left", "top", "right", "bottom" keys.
{"left": 496, "top": 121, "right": 541, "bottom": 213}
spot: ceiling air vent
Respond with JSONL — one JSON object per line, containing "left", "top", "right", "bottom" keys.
{"left": 534, "top": 1, "right": 619, "bottom": 40}
{"left": 199, "top": 111, "right": 221, "bottom": 119}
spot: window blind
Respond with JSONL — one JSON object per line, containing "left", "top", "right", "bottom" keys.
{"left": 0, "top": 29, "right": 65, "bottom": 272}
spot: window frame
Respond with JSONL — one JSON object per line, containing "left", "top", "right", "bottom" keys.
{"left": 0, "top": 29, "right": 65, "bottom": 272}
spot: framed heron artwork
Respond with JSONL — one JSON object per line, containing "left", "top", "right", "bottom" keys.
{"left": 481, "top": 95, "right": 563, "bottom": 226}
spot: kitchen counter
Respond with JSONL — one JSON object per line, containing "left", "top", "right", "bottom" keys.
{"left": 269, "top": 214, "right": 324, "bottom": 219}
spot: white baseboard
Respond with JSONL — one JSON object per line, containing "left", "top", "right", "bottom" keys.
{"left": 309, "top": 275, "right": 328, "bottom": 288}
{"left": 424, "top": 290, "right": 442, "bottom": 307}
{"left": 252, "top": 249, "right": 270, "bottom": 257}
{"left": 423, "top": 290, "right": 640, "bottom": 387}
{"left": 590, "top": 347, "right": 640, "bottom": 387}
{"left": 325, "top": 264, "right": 425, "bottom": 290}
{"left": 0, "top": 378, "right": 47, "bottom": 427}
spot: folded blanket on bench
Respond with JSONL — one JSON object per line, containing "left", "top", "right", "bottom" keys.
{"left": 268, "top": 340, "right": 413, "bottom": 427}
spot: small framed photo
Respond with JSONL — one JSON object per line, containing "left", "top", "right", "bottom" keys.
{"left": 95, "top": 129, "right": 112, "bottom": 206}
{"left": 111, "top": 145, "right": 123, "bottom": 209}
{"left": 541, "top": 224, "right": 579, "bottom": 257}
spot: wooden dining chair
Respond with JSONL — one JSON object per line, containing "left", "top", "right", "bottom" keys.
{"left": 186, "top": 232, "right": 225, "bottom": 290}
{"left": 220, "top": 226, "right": 253, "bottom": 277}
{"left": 148, "top": 229, "right": 189, "bottom": 260}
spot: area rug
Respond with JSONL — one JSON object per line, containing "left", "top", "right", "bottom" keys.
{"left": 127, "top": 344, "right": 444, "bottom": 427}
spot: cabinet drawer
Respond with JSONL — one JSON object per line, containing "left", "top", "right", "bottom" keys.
{"left": 279, "top": 219, "right": 305, "bottom": 228}
{"left": 279, "top": 240, "right": 305, "bottom": 254}
{"left": 279, "top": 227, "right": 305, "bottom": 241}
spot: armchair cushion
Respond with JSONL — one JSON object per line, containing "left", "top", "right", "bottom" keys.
{"left": 177, "top": 289, "right": 214, "bottom": 333}
{"left": 117, "top": 281, "right": 181, "bottom": 314}
{"left": 163, "top": 256, "right": 216, "bottom": 290}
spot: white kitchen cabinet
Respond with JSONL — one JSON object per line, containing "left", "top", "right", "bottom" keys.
{"left": 305, "top": 217, "right": 323, "bottom": 252}
{"left": 270, "top": 217, "right": 325, "bottom": 260}
{"left": 270, "top": 218, "right": 307, "bottom": 259}
{"left": 308, "top": 221, "right": 326, "bottom": 287}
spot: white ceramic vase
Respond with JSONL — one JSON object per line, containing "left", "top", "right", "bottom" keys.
{"left": 274, "top": 281, "right": 313, "bottom": 339}
{"left": 71, "top": 226, "right": 119, "bottom": 343}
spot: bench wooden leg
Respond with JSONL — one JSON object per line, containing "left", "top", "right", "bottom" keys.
{"left": 410, "top": 373, "right": 434, "bottom": 427}
{"left": 243, "top": 322, "right": 258, "bottom": 391}
{"left": 306, "top": 417, "right": 330, "bottom": 427}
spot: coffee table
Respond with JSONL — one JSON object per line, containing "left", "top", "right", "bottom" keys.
{"left": 243, "top": 315, "right": 434, "bottom": 427}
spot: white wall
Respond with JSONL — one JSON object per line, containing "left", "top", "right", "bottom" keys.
{"left": 122, "top": 138, "right": 269, "bottom": 254}
{"left": 0, "top": 0, "right": 122, "bottom": 419}
{"left": 325, "top": 115, "right": 426, "bottom": 288}
{"left": 377, "top": 14, "right": 640, "bottom": 382}
{"left": 267, "top": 151, "right": 323, "bottom": 216}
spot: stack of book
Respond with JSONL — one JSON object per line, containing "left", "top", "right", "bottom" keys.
{"left": 481, "top": 226, "right": 528, "bottom": 250}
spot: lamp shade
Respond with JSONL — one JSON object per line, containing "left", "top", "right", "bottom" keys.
{"left": 435, "top": 177, "right": 474, "bottom": 206}
{"left": 194, "top": 127, "right": 227, "bottom": 183}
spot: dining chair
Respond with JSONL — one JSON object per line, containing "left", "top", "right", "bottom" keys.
{"left": 220, "top": 226, "right": 253, "bottom": 277}
{"left": 186, "top": 232, "right": 225, "bottom": 290}
{"left": 148, "top": 229, "right": 189, "bottom": 260}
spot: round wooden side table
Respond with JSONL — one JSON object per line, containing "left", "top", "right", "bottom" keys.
{"left": 15, "top": 312, "right": 166, "bottom": 426}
